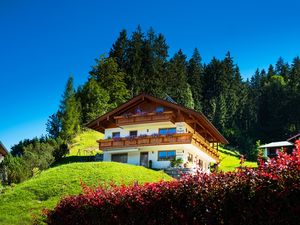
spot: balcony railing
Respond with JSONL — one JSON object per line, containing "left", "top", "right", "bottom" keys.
{"left": 98, "top": 132, "right": 219, "bottom": 161}
{"left": 191, "top": 136, "right": 219, "bottom": 160}
{"left": 98, "top": 133, "right": 193, "bottom": 149}
{"left": 114, "top": 111, "right": 175, "bottom": 126}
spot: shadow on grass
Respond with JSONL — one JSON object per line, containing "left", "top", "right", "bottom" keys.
{"left": 51, "top": 156, "right": 96, "bottom": 167}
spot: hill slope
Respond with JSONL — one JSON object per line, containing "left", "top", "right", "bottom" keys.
{"left": 0, "top": 162, "right": 171, "bottom": 225}
{"left": 218, "top": 147, "right": 257, "bottom": 172}
{"left": 68, "top": 129, "right": 103, "bottom": 156}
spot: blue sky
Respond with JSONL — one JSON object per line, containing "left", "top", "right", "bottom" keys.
{"left": 1, "top": 0, "right": 300, "bottom": 149}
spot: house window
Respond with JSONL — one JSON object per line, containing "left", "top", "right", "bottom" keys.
{"left": 111, "top": 153, "right": 128, "bottom": 163}
{"left": 158, "top": 150, "right": 176, "bottom": 161}
{"left": 129, "top": 130, "right": 138, "bottom": 137}
{"left": 112, "top": 132, "right": 120, "bottom": 138}
{"left": 188, "top": 153, "right": 193, "bottom": 162}
{"left": 268, "top": 148, "right": 277, "bottom": 157}
{"left": 159, "top": 128, "right": 176, "bottom": 135}
{"left": 156, "top": 106, "right": 164, "bottom": 113}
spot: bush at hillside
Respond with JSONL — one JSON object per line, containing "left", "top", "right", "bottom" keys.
{"left": 46, "top": 141, "right": 300, "bottom": 225}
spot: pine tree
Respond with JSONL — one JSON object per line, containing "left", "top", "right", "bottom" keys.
{"left": 90, "top": 56, "right": 130, "bottom": 108}
{"left": 46, "top": 112, "right": 61, "bottom": 138}
{"left": 275, "top": 57, "right": 290, "bottom": 79}
{"left": 109, "top": 29, "right": 128, "bottom": 70}
{"left": 167, "top": 50, "right": 194, "bottom": 108}
{"left": 141, "top": 28, "right": 168, "bottom": 97}
{"left": 289, "top": 56, "right": 300, "bottom": 91}
{"left": 59, "top": 76, "right": 81, "bottom": 140}
{"left": 267, "top": 64, "right": 276, "bottom": 78}
{"left": 126, "top": 26, "right": 144, "bottom": 96}
{"left": 214, "top": 94, "right": 227, "bottom": 131}
{"left": 187, "top": 48, "right": 203, "bottom": 111}
{"left": 287, "top": 57, "right": 300, "bottom": 132}
{"left": 79, "top": 78, "right": 110, "bottom": 123}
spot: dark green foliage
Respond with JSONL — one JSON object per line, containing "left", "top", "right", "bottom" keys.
{"left": 11, "top": 137, "right": 41, "bottom": 156}
{"left": 22, "top": 142, "right": 55, "bottom": 173}
{"left": 46, "top": 112, "right": 61, "bottom": 139}
{"left": 3, "top": 137, "right": 70, "bottom": 184}
{"left": 59, "top": 76, "right": 81, "bottom": 140}
{"left": 140, "top": 28, "right": 169, "bottom": 97}
{"left": 125, "top": 26, "right": 144, "bottom": 96}
{"left": 90, "top": 56, "right": 130, "bottom": 108}
{"left": 0, "top": 155, "right": 30, "bottom": 184}
{"left": 109, "top": 29, "right": 128, "bottom": 70}
{"left": 187, "top": 48, "right": 203, "bottom": 111}
{"left": 52, "top": 142, "right": 69, "bottom": 161}
{"left": 167, "top": 50, "right": 194, "bottom": 108}
{"left": 78, "top": 78, "right": 110, "bottom": 123}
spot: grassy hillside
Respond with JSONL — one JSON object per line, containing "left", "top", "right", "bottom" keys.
{"left": 218, "top": 147, "right": 257, "bottom": 172}
{"left": 0, "top": 162, "right": 171, "bottom": 225}
{"left": 68, "top": 129, "right": 103, "bottom": 156}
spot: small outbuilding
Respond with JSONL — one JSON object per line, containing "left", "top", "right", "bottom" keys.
{"left": 259, "top": 141, "right": 294, "bottom": 158}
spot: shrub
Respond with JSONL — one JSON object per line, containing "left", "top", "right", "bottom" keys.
{"left": 0, "top": 155, "right": 30, "bottom": 184}
{"left": 46, "top": 141, "right": 300, "bottom": 225}
{"left": 170, "top": 158, "right": 183, "bottom": 167}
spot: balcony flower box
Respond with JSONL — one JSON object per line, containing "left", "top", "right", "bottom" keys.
{"left": 112, "top": 140, "right": 124, "bottom": 147}
{"left": 125, "top": 138, "right": 137, "bottom": 146}
{"left": 138, "top": 135, "right": 149, "bottom": 144}
{"left": 99, "top": 141, "right": 112, "bottom": 148}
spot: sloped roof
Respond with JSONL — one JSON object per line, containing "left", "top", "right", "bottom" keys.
{"left": 259, "top": 141, "right": 294, "bottom": 148}
{"left": 86, "top": 93, "right": 228, "bottom": 144}
{"left": 0, "top": 141, "right": 8, "bottom": 156}
{"left": 287, "top": 133, "right": 300, "bottom": 142}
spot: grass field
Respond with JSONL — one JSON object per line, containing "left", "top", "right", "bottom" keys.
{"left": 68, "top": 129, "right": 103, "bottom": 156}
{"left": 0, "top": 162, "right": 171, "bottom": 225}
{"left": 218, "top": 147, "right": 257, "bottom": 172}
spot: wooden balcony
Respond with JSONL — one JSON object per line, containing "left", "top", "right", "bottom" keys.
{"left": 191, "top": 136, "right": 219, "bottom": 161}
{"left": 98, "top": 132, "right": 219, "bottom": 161}
{"left": 114, "top": 111, "right": 175, "bottom": 126}
{"left": 98, "top": 133, "right": 193, "bottom": 149}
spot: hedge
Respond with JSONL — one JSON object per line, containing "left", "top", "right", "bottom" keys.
{"left": 45, "top": 141, "right": 300, "bottom": 225}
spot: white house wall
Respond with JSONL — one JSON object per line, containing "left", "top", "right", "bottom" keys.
{"left": 103, "top": 143, "right": 214, "bottom": 170}
{"left": 104, "top": 122, "right": 190, "bottom": 139}
{"left": 0, "top": 154, "right": 3, "bottom": 163}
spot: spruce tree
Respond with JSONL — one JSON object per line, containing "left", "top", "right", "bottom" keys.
{"left": 275, "top": 57, "right": 290, "bottom": 79}
{"left": 126, "top": 26, "right": 144, "bottom": 96}
{"left": 79, "top": 78, "right": 110, "bottom": 123}
{"left": 90, "top": 56, "right": 130, "bottom": 108}
{"left": 109, "top": 29, "right": 128, "bottom": 70}
{"left": 46, "top": 112, "right": 61, "bottom": 138}
{"left": 59, "top": 76, "right": 81, "bottom": 141}
{"left": 187, "top": 48, "right": 203, "bottom": 111}
{"left": 141, "top": 28, "right": 168, "bottom": 97}
{"left": 167, "top": 50, "right": 194, "bottom": 108}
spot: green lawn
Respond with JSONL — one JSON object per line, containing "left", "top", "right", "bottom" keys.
{"left": 68, "top": 129, "right": 103, "bottom": 156}
{"left": 218, "top": 147, "right": 257, "bottom": 172}
{"left": 0, "top": 162, "right": 171, "bottom": 225}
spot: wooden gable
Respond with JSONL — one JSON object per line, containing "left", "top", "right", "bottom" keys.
{"left": 86, "top": 93, "right": 228, "bottom": 144}
{"left": 0, "top": 141, "right": 8, "bottom": 156}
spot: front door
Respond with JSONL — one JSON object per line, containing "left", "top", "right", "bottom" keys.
{"left": 140, "top": 152, "right": 149, "bottom": 167}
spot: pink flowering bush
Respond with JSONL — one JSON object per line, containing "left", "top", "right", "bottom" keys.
{"left": 45, "top": 141, "right": 300, "bottom": 225}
